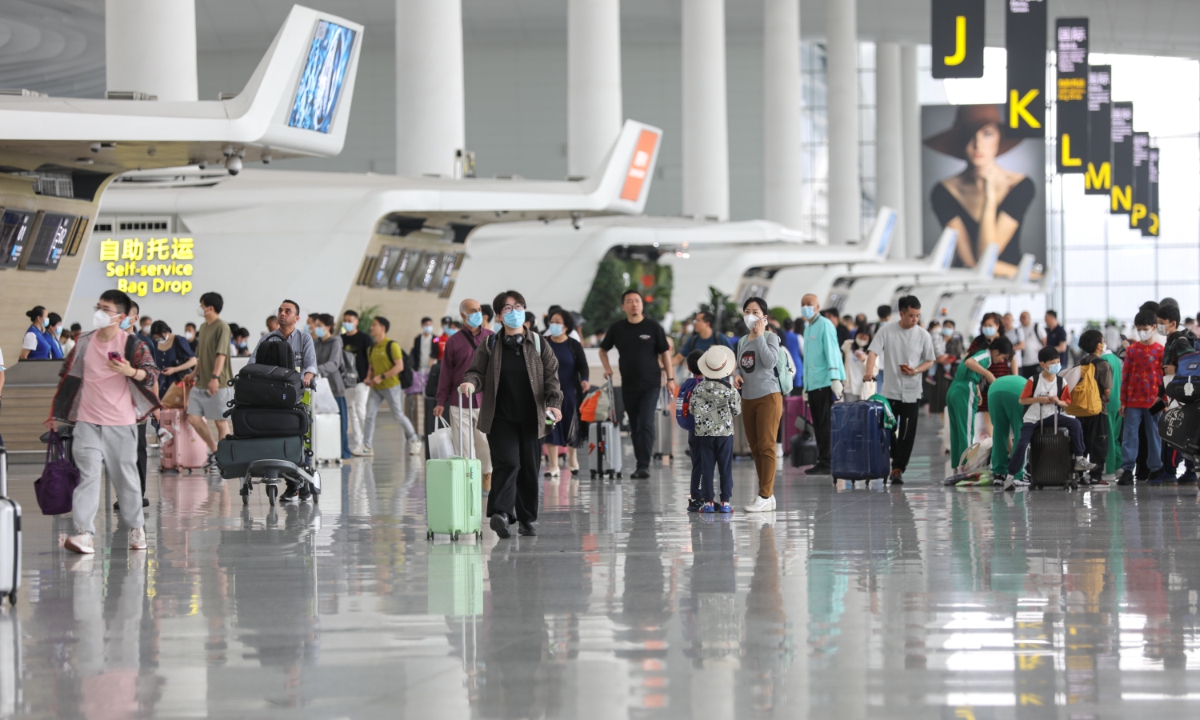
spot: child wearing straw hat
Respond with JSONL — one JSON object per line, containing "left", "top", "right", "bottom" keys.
{"left": 690, "top": 345, "right": 742, "bottom": 513}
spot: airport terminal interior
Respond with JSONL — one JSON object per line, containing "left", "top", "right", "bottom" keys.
{"left": 0, "top": 0, "right": 1199, "bottom": 717}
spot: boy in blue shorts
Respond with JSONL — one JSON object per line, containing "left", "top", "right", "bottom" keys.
{"left": 691, "top": 346, "right": 742, "bottom": 512}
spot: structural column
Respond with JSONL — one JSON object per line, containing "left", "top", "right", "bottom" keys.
{"left": 568, "top": 0, "right": 623, "bottom": 179}
{"left": 824, "top": 0, "right": 860, "bottom": 243}
{"left": 875, "top": 42, "right": 905, "bottom": 258}
{"left": 396, "top": 0, "right": 466, "bottom": 177}
{"left": 682, "top": 0, "right": 730, "bottom": 221}
{"left": 901, "top": 45, "right": 924, "bottom": 259}
{"left": 105, "top": 0, "right": 198, "bottom": 101}
{"left": 763, "top": 0, "right": 805, "bottom": 230}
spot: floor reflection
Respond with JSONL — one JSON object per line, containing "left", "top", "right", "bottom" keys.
{"left": 4, "top": 420, "right": 1200, "bottom": 718}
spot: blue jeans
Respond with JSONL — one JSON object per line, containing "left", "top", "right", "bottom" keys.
{"left": 694, "top": 434, "right": 734, "bottom": 503}
{"left": 335, "top": 395, "right": 352, "bottom": 459}
{"left": 1122, "top": 407, "right": 1162, "bottom": 473}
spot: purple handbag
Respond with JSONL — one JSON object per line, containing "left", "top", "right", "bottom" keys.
{"left": 35, "top": 430, "right": 79, "bottom": 516}
{"left": 404, "top": 369, "right": 429, "bottom": 396}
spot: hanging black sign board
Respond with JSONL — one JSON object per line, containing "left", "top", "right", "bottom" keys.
{"left": 1054, "top": 18, "right": 1087, "bottom": 173}
{"left": 1085, "top": 65, "right": 1111, "bottom": 194}
{"left": 932, "top": 0, "right": 985, "bottom": 78}
{"left": 1139, "top": 145, "right": 1159, "bottom": 237}
{"left": 1110, "top": 102, "right": 1134, "bottom": 215}
{"left": 1006, "top": 0, "right": 1047, "bottom": 138}
{"left": 1130, "top": 132, "right": 1150, "bottom": 230}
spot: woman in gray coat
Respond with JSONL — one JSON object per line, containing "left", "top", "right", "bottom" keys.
{"left": 460, "top": 289, "right": 562, "bottom": 539}
{"left": 313, "top": 313, "right": 352, "bottom": 459}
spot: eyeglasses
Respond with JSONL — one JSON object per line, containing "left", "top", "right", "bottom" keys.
{"left": 500, "top": 303, "right": 525, "bottom": 314}
{"left": 94, "top": 304, "right": 119, "bottom": 316}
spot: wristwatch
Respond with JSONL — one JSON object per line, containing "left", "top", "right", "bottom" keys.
{"left": 211, "top": 374, "right": 220, "bottom": 380}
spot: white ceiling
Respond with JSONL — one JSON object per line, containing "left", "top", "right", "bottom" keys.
{"left": 0, "top": 0, "right": 1197, "bottom": 98}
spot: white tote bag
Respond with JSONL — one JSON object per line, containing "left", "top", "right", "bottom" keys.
{"left": 428, "top": 416, "right": 456, "bottom": 460}
{"left": 311, "top": 377, "right": 339, "bottom": 415}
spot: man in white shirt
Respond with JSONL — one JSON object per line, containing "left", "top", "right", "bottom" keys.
{"left": 1019, "top": 311, "right": 1044, "bottom": 379}
{"left": 1003, "top": 313, "right": 1026, "bottom": 368}
{"left": 864, "top": 295, "right": 936, "bottom": 485}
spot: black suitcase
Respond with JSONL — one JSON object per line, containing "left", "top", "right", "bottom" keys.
{"left": 215, "top": 436, "right": 307, "bottom": 479}
{"left": 255, "top": 339, "right": 295, "bottom": 369}
{"left": 228, "top": 406, "right": 310, "bottom": 439}
{"left": 1160, "top": 404, "right": 1200, "bottom": 455}
{"left": 789, "top": 431, "right": 819, "bottom": 468}
{"left": 231, "top": 364, "right": 303, "bottom": 409}
{"left": 1028, "top": 413, "right": 1076, "bottom": 489}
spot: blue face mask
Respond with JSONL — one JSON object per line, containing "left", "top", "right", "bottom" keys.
{"left": 54, "top": 325, "right": 62, "bottom": 336}
{"left": 342, "top": 322, "right": 355, "bottom": 333}
{"left": 119, "top": 317, "right": 133, "bottom": 330}
{"left": 941, "top": 328, "right": 953, "bottom": 337}
{"left": 466, "top": 311, "right": 483, "bottom": 328}
{"left": 42, "top": 317, "right": 49, "bottom": 328}
{"left": 315, "top": 327, "right": 327, "bottom": 338}
{"left": 491, "top": 321, "right": 503, "bottom": 333}
{"left": 503, "top": 310, "right": 524, "bottom": 330}
{"left": 447, "top": 328, "right": 458, "bottom": 336}
{"left": 982, "top": 326, "right": 997, "bottom": 338}
{"left": 422, "top": 325, "right": 433, "bottom": 335}
{"left": 800, "top": 306, "right": 816, "bottom": 320}
{"left": 1047, "top": 362, "right": 1062, "bottom": 375}
{"left": 548, "top": 323, "right": 564, "bottom": 337}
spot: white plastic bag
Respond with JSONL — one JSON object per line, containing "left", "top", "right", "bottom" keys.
{"left": 428, "top": 416, "right": 455, "bottom": 460}
{"left": 311, "top": 377, "right": 339, "bottom": 415}
{"left": 958, "top": 437, "right": 993, "bottom": 473}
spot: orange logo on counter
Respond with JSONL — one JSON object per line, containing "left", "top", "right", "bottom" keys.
{"left": 619, "top": 129, "right": 659, "bottom": 202}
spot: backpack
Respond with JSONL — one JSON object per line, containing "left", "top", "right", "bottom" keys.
{"left": 381, "top": 340, "right": 413, "bottom": 389}
{"left": 737, "top": 335, "right": 795, "bottom": 393}
{"left": 255, "top": 338, "right": 293, "bottom": 370}
{"left": 579, "top": 383, "right": 611, "bottom": 423}
{"left": 1065, "top": 361, "right": 1102, "bottom": 417}
{"left": 675, "top": 377, "right": 699, "bottom": 431}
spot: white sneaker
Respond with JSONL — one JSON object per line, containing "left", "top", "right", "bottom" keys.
{"left": 65, "top": 533, "right": 95, "bottom": 555}
{"left": 408, "top": 439, "right": 423, "bottom": 456}
{"left": 776, "top": 443, "right": 784, "bottom": 458}
{"left": 1013, "top": 478, "right": 1031, "bottom": 488}
{"left": 1073, "top": 456, "right": 1096, "bottom": 472}
{"left": 129, "top": 527, "right": 147, "bottom": 550}
{"left": 744, "top": 495, "right": 776, "bottom": 513}
{"left": 355, "top": 446, "right": 375, "bottom": 457}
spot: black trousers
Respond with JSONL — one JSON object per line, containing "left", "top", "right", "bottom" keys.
{"left": 622, "top": 386, "right": 660, "bottom": 470}
{"left": 888, "top": 399, "right": 921, "bottom": 472}
{"left": 808, "top": 386, "right": 834, "bottom": 465}
{"left": 487, "top": 418, "right": 542, "bottom": 523}
{"left": 1078, "top": 413, "right": 1109, "bottom": 479}
{"left": 136, "top": 421, "right": 147, "bottom": 496}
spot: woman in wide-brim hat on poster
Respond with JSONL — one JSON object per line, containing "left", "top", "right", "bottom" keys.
{"left": 925, "top": 104, "right": 1034, "bottom": 277}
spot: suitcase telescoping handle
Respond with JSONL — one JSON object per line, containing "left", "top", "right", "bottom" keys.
{"left": 458, "top": 391, "right": 476, "bottom": 460}
{"left": 0, "top": 446, "right": 6, "bottom": 497}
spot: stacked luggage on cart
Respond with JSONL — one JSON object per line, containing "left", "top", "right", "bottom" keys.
{"left": 215, "top": 342, "right": 321, "bottom": 505}
{"left": 1161, "top": 352, "right": 1200, "bottom": 459}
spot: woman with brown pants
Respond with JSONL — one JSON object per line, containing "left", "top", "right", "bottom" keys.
{"left": 734, "top": 297, "right": 784, "bottom": 513}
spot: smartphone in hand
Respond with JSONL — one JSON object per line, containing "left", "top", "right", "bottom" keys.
{"left": 107, "top": 352, "right": 123, "bottom": 362}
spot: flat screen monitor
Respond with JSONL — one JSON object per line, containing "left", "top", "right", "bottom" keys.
{"left": 23, "top": 212, "right": 74, "bottom": 270}
{"left": 0, "top": 209, "right": 34, "bottom": 269}
{"left": 389, "top": 248, "right": 417, "bottom": 290}
{"left": 371, "top": 246, "right": 402, "bottom": 288}
{"left": 434, "top": 253, "right": 458, "bottom": 295}
{"left": 287, "top": 20, "right": 356, "bottom": 134}
{"left": 410, "top": 251, "right": 441, "bottom": 292}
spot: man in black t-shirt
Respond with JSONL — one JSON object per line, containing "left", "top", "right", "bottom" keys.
{"left": 1045, "top": 310, "right": 1068, "bottom": 366}
{"left": 341, "top": 310, "right": 375, "bottom": 453}
{"left": 599, "top": 290, "right": 676, "bottom": 478}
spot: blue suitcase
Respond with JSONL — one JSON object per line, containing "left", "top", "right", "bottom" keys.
{"left": 830, "top": 401, "right": 891, "bottom": 485}
{"left": 1165, "top": 351, "right": 1200, "bottom": 404}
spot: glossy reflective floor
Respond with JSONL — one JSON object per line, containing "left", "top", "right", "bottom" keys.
{"left": 5, "top": 415, "right": 1200, "bottom": 718}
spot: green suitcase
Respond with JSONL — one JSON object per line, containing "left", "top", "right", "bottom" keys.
{"left": 425, "top": 394, "right": 482, "bottom": 541}
{"left": 426, "top": 543, "right": 483, "bottom": 616}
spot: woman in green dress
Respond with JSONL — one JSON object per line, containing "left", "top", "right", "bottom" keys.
{"left": 946, "top": 343, "right": 1000, "bottom": 468}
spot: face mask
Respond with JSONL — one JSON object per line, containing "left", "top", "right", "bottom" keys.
{"left": 981, "top": 326, "right": 997, "bottom": 338}
{"left": 503, "top": 310, "right": 524, "bottom": 330}
{"left": 238, "top": 342, "right": 248, "bottom": 350}
{"left": 141, "top": 324, "right": 151, "bottom": 333}
{"left": 447, "top": 328, "right": 458, "bottom": 336}
{"left": 342, "top": 322, "right": 355, "bottom": 333}
{"left": 92, "top": 309, "right": 115, "bottom": 330}
{"left": 196, "top": 306, "right": 205, "bottom": 318}
{"left": 422, "top": 325, "right": 433, "bottom": 335}
{"left": 744, "top": 314, "right": 760, "bottom": 330}
{"left": 1047, "top": 363, "right": 1062, "bottom": 375}
{"left": 1137, "top": 329, "right": 1153, "bottom": 341}
{"left": 466, "top": 311, "right": 483, "bottom": 329}
{"left": 41, "top": 317, "right": 49, "bottom": 327}
{"left": 185, "top": 332, "right": 195, "bottom": 342}
{"left": 54, "top": 326, "right": 63, "bottom": 337}
{"left": 800, "top": 306, "right": 816, "bottom": 320}
{"left": 855, "top": 337, "right": 869, "bottom": 347}
{"left": 683, "top": 326, "right": 693, "bottom": 335}
{"left": 941, "top": 328, "right": 953, "bottom": 337}
{"left": 314, "top": 327, "right": 326, "bottom": 338}
{"left": 1157, "top": 324, "right": 1167, "bottom": 336}
{"left": 119, "top": 317, "right": 133, "bottom": 330}
{"left": 548, "top": 323, "right": 564, "bottom": 337}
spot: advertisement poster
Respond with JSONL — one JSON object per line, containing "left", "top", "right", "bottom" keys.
{"left": 921, "top": 104, "right": 1046, "bottom": 278}
{"left": 288, "top": 20, "right": 356, "bottom": 133}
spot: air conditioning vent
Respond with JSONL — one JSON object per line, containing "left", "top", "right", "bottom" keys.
{"left": 118, "top": 220, "right": 169, "bottom": 231}
{"left": 105, "top": 91, "right": 158, "bottom": 101}
{"left": 93, "top": 223, "right": 113, "bottom": 233}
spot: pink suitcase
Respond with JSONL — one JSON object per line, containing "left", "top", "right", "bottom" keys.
{"left": 782, "top": 395, "right": 813, "bottom": 446}
{"left": 159, "top": 408, "right": 209, "bottom": 472}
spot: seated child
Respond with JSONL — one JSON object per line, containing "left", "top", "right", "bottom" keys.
{"left": 690, "top": 346, "right": 742, "bottom": 513}
{"left": 681, "top": 350, "right": 706, "bottom": 512}
{"left": 998, "top": 346, "right": 1096, "bottom": 484}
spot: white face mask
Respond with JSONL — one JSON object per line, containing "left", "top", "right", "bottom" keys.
{"left": 855, "top": 337, "right": 869, "bottom": 348}
{"left": 743, "top": 314, "right": 760, "bottom": 330}
{"left": 185, "top": 331, "right": 195, "bottom": 341}
{"left": 1137, "top": 329, "right": 1153, "bottom": 341}
{"left": 92, "top": 308, "right": 115, "bottom": 330}
{"left": 196, "top": 306, "right": 205, "bottom": 318}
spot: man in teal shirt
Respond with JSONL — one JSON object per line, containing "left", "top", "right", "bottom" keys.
{"left": 800, "top": 294, "right": 846, "bottom": 475}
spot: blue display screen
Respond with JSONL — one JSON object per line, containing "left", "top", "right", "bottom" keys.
{"left": 287, "top": 20, "right": 355, "bottom": 133}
